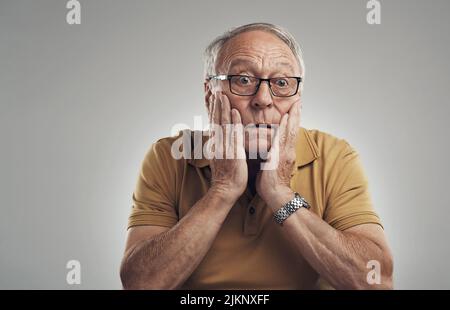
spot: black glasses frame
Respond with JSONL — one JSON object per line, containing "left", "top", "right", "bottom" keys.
{"left": 208, "top": 74, "right": 302, "bottom": 97}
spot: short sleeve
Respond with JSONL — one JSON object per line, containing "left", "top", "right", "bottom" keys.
{"left": 323, "top": 140, "right": 383, "bottom": 231}
{"left": 127, "top": 138, "right": 179, "bottom": 229}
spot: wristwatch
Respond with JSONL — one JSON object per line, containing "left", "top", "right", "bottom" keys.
{"left": 273, "top": 192, "right": 311, "bottom": 225}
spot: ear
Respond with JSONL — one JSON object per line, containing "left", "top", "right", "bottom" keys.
{"left": 204, "top": 80, "right": 213, "bottom": 111}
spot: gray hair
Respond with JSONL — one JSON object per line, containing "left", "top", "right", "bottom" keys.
{"left": 203, "top": 22, "right": 305, "bottom": 79}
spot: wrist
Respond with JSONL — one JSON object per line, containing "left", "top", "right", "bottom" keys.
{"left": 262, "top": 186, "right": 295, "bottom": 212}
{"left": 273, "top": 192, "right": 311, "bottom": 225}
{"left": 208, "top": 186, "right": 241, "bottom": 206}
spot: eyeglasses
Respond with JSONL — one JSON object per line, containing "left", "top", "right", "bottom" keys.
{"left": 208, "top": 74, "right": 302, "bottom": 97}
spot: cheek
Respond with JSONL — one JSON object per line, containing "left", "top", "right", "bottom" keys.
{"left": 275, "top": 96, "right": 300, "bottom": 117}
{"left": 278, "top": 99, "right": 296, "bottom": 113}
{"left": 228, "top": 96, "right": 251, "bottom": 116}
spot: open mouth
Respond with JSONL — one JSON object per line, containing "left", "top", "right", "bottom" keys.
{"left": 252, "top": 123, "right": 273, "bottom": 129}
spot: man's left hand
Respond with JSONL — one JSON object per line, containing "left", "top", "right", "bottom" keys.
{"left": 256, "top": 100, "right": 301, "bottom": 211}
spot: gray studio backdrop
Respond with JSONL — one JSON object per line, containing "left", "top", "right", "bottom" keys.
{"left": 1, "top": 0, "right": 449, "bottom": 289}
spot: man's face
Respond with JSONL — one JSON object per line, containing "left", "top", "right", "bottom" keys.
{"left": 205, "top": 30, "right": 302, "bottom": 154}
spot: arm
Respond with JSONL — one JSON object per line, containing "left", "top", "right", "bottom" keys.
{"left": 120, "top": 92, "right": 247, "bottom": 289}
{"left": 257, "top": 100, "right": 393, "bottom": 289}
{"left": 267, "top": 189, "right": 393, "bottom": 289}
{"left": 120, "top": 188, "right": 235, "bottom": 289}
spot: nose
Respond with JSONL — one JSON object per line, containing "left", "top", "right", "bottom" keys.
{"left": 251, "top": 80, "right": 273, "bottom": 109}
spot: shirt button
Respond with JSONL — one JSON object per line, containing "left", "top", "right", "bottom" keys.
{"left": 249, "top": 206, "right": 255, "bottom": 215}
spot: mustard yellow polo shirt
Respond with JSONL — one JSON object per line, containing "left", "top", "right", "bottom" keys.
{"left": 127, "top": 127, "right": 382, "bottom": 289}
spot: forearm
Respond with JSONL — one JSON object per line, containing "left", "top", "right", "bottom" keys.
{"left": 283, "top": 208, "right": 390, "bottom": 289}
{"left": 267, "top": 192, "right": 392, "bottom": 289}
{"left": 121, "top": 188, "right": 235, "bottom": 289}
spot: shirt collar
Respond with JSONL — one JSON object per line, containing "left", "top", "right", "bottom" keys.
{"left": 187, "top": 127, "right": 319, "bottom": 168}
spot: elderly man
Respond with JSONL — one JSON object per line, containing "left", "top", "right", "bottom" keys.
{"left": 120, "top": 23, "right": 393, "bottom": 290}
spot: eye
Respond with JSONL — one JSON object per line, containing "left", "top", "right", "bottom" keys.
{"left": 274, "top": 78, "right": 288, "bottom": 88}
{"left": 238, "top": 76, "right": 251, "bottom": 85}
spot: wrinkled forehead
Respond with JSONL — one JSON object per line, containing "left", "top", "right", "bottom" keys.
{"left": 216, "top": 30, "right": 301, "bottom": 76}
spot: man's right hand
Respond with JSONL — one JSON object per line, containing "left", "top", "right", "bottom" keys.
{"left": 207, "top": 92, "right": 247, "bottom": 205}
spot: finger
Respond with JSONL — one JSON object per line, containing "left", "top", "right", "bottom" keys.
{"left": 208, "top": 93, "right": 215, "bottom": 129}
{"left": 231, "top": 108, "right": 242, "bottom": 125}
{"left": 266, "top": 114, "right": 287, "bottom": 168}
{"left": 209, "top": 94, "right": 217, "bottom": 142}
{"left": 287, "top": 100, "right": 300, "bottom": 130}
{"left": 220, "top": 93, "right": 231, "bottom": 125}
{"left": 268, "top": 113, "right": 287, "bottom": 162}
{"left": 286, "top": 100, "right": 301, "bottom": 144}
{"left": 231, "top": 109, "right": 245, "bottom": 159}
{"left": 205, "top": 91, "right": 212, "bottom": 112}
{"left": 270, "top": 123, "right": 281, "bottom": 154}
{"left": 278, "top": 112, "right": 289, "bottom": 146}
{"left": 212, "top": 93, "right": 221, "bottom": 126}
{"left": 210, "top": 95, "right": 221, "bottom": 157}
{"left": 294, "top": 99, "right": 301, "bottom": 127}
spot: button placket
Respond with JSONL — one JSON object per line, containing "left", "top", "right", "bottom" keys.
{"left": 243, "top": 195, "right": 261, "bottom": 236}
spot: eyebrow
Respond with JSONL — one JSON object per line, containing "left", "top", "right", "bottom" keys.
{"left": 228, "top": 58, "right": 297, "bottom": 75}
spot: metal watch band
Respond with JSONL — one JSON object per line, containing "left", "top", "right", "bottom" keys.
{"left": 273, "top": 192, "right": 310, "bottom": 225}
